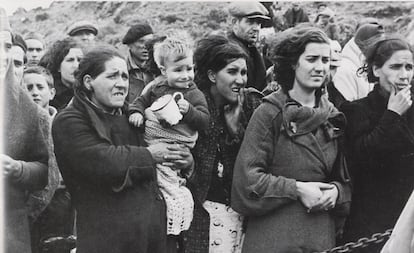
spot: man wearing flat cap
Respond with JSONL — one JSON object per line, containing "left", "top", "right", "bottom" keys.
{"left": 67, "top": 20, "right": 98, "bottom": 46}
{"left": 228, "top": 1, "right": 270, "bottom": 91}
{"left": 122, "top": 22, "right": 155, "bottom": 103}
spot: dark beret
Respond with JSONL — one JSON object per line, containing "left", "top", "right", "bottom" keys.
{"left": 122, "top": 23, "right": 153, "bottom": 45}
{"left": 12, "top": 33, "right": 27, "bottom": 53}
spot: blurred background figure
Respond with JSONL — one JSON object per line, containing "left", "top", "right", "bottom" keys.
{"left": 314, "top": 7, "right": 339, "bottom": 40}
{"left": 24, "top": 31, "right": 46, "bottom": 66}
{"left": 11, "top": 32, "right": 27, "bottom": 84}
{"left": 228, "top": 1, "right": 270, "bottom": 92}
{"left": 67, "top": 20, "right": 98, "bottom": 46}
{"left": 283, "top": 2, "right": 309, "bottom": 28}
{"left": 333, "top": 23, "right": 385, "bottom": 101}
{"left": 122, "top": 22, "right": 155, "bottom": 102}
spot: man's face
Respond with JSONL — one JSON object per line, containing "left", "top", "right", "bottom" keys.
{"left": 128, "top": 33, "right": 154, "bottom": 66}
{"left": 72, "top": 30, "right": 96, "bottom": 45}
{"left": 26, "top": 39, "right": 44, "bottom": 65}
{"left": 11, "top": 45, "right": 25, "bottom": 84}
{"left": 0, "top": 31, "right": 12, "bottom": 78}
{"left": 233, "top": 17, "right": 261, "bottom": 45}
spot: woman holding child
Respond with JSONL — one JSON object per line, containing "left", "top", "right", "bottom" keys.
{"left": 183, "top": 35, "right": 263, "bottom": 253}
{"left": 231, "top": 27, "right": 351, "bottom": 252}
{"left": 52, "top": 46, "right": 193, "bottom": 253}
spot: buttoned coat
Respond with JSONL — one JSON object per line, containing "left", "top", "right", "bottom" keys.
{"left": 52, "top": 91, "right": 168, "bottom": 253}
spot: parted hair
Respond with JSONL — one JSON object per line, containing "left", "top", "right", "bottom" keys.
{"left": 74, "top": 46, "right": 124, "bottom": 96}
{"left": 193, "top": 34, "right": 248, "bottom": 91}
{"left": 361, "top": 35, "right": 413, "bottom": 83}
{"left": 268, "top": 26, "right": 330, "bottom": 93}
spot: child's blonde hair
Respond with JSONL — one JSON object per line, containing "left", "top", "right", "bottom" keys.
{"left": 153, "top": 30, "right": 193, "bottom": 69}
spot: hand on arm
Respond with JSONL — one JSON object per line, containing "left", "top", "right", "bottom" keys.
{"left": 296, "top": 181, "right": 335, "bottom": 211}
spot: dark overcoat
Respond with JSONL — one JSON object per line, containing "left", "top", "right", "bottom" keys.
{"left": 52, "top": 91, "right": 168, "bottom": 253}
{"left": 340, "top": 85, "right": 414, "bottom": 251}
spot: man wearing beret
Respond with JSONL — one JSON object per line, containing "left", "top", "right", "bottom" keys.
{"left": 228, "top": 1, "right": 270, "bottom": 92}
{"left": 67, "top": 20, "right": 98, "bottom": 46}
{"left": 122, "top": 22, "right": 155, "bottom": 103}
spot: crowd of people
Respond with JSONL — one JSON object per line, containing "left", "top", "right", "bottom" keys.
{"left": 2, "top": 1, "right": 414, "bottom": 253}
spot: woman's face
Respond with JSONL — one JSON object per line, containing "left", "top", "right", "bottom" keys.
{"left": 212, "top": 58, "right": 247, "bottom": 104}
{"left": 293, "top": 42, "right": 330, "bottom": 92}
{"left": 373, "top": 50, "right": 414, "bottom": 94}
{"left": 60, "top": 47, "right": 83, "bottom": 87}
{"left": 87, "top": 57, "right": 129, "bottom": 112}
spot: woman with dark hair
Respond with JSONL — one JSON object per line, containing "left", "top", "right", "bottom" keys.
{"left": 231, "top": 27, "right": 351, "bottom": 252}
{"left": 39, "top": 37, "right": 83, "bottom": 111}
{"left": 52, "top": 46, "right": 193, "bottom": 253}
{"left": 182, "top": 35, "right": 263, "bottom": 253}
{"left": 340, "top": 36, "right": 414, "bottom": 252}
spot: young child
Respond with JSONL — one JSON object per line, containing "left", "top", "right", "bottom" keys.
{"left": 23, "top": 66, "right": 68, "bottom": 251}
{"left": 129, "top": 33, "right": 210, "bottom": 235}
{"left": 23, "top": 66, "right": 57, "bottom": 119}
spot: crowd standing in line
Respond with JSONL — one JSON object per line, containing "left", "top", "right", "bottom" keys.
{"left": 2, "top": 1, "right": 414, "bottom": 252}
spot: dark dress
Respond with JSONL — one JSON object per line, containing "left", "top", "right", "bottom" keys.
{"left": 340, "top": 84, "right": 414, "bottom": 252}
{"left": 52, "top": 90, "right": 169, "bottom": 253}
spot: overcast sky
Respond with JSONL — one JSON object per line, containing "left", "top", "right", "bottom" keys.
{"left": 2, "top": 0, "right": 55, "bottom": 15}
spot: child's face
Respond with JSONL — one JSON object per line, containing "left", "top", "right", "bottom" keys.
{"left": 23, "top": 73, "right": 55, "bottom": 109}
{"left": 162, "top": 54, "right": 194, "bottom": 89}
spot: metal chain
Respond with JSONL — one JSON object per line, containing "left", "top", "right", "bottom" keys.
{"left": 317, "top": 228, "right": 393, "bottom": 253}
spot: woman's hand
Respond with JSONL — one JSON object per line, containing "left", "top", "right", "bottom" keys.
{"left": 224, "top": 89, "right": 245, "bottom": 136}
{"left": 388, "top": 85, "right": 412, "bottom": 115}
{"left": 311, "top": 184, "right": 339, "bottom": 212}
{"left": 296, "top": 181, "right": 335, "bottom": 211}
{"left": 1, "top": 154, "right": 22, "bottom": 178}
{"left": 162, "top": 144, "right": 193, "bottom": 172}
{"left": 147, "top": 143, "right": 193, "bottom": 171}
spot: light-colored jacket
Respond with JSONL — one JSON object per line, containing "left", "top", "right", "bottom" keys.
{"left": 381, "top": 190, "right": 414, "bottom": 253}
{"left": 333, "top": 38, "right": 374, "bottom": 101}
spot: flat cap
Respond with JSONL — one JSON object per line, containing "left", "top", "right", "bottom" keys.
{"left": 122, "top": 23, "right": 153, "bottom": 45}
{"left": 228, "top": 2, "right": 270, "bottom": 20}
{"left": 67, "top": 20, "right": 98, "bottom": 36}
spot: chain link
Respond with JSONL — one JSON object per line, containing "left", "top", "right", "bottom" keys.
{"left": 317, "top": 228, "right": 393, "bottom": 253}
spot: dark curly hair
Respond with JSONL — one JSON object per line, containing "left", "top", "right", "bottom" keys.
{"left": 193, "top": 34, "right": 248, "bottom": 91}
{"left": 39, "top": 37, "right": 82, "bottom": 88}
{"left": 361, "top": 35, "right": 413, "bottom": 83}
{"left": 268, "top": 26, "right": 330, "bottom": 93}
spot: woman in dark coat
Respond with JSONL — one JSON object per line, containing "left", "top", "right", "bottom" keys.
{"left": 183, "top": 35, "right": 263, "bottom": 253}
{"left": 231, "top": 27, "right": 351, "bottom": 253}
{"left": 52, "top": 46, "right": 194, "bottom": 253}
{"left": 340, "top": 35, "right": 414, "bottom": 252}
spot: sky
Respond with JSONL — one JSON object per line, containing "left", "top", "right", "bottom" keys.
{"left": 2, "top": 0, "right": 55, "bottom": 15}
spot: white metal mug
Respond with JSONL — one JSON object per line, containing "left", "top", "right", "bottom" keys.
{"left": 149, "top": 92, "right": 184, "bottom": 126}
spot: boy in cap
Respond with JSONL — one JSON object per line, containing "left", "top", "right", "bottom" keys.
{"left": 228, "top": 1, "right": 270, "bottom": 92}
{"left": 122, "top": 22, "right": 155, "bottom": 102}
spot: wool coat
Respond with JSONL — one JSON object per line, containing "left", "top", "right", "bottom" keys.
{"left": 182, "top": 87, "right": 263, "bottom": 253}
{"left": 231, "top": 91, "right": 351, "bottom": 253}
{"left": 4, "top": 67, "right": 49, "bottom": 253}
{"left": 340, "top": 85, "right": 414, "bottom": 252}
{"left": 52, "top": 90, "right": 168, "bottom": 253}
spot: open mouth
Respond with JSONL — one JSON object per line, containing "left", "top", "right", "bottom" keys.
{"left": 113, "top": 92, "right": 125, "bottom": 97}
{"left": 231, "top": 87, "right": 241, "bottom": 93}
